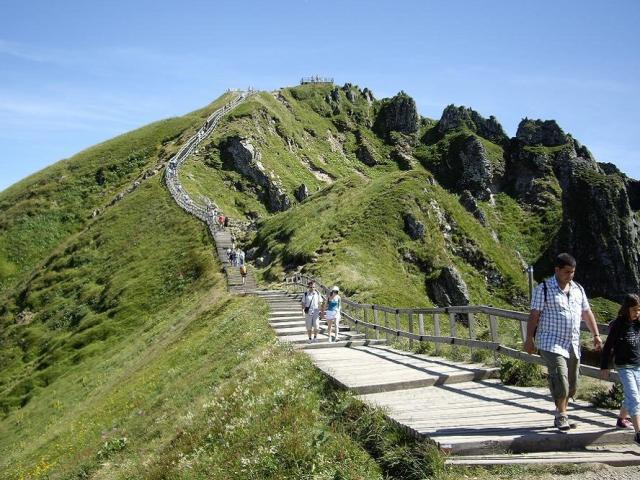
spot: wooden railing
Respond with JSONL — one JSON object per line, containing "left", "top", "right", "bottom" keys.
{"left": 285, "top": 273, "right": 618, "bottom": 382}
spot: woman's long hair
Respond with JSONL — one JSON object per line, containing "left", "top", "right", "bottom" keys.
{"left": 616, "top": 293, "right": 640, "bottom": 321}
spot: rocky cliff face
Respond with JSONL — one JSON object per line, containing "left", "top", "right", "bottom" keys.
{"left": 374, "top": 91, "right": 419, "bottom": 140}
{"left": 540, "top": 156, "right": 640, "bottom": 300}
{"left": 222, "top": 136, "right": 291, "bottom": 212}
{"left": 438, "top": 105, "right": 509, "bottom": 146}
{"left": 425, "top": 105, "right": 640, "bottom": 301}
{"left": 505, "top": 118, "right": 640, "bottom": 300}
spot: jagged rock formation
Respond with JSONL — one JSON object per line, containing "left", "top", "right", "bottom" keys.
{"left": 459, "top": 190, "right": 488, "bottom": 225}
{"left": 355, "top": 130, "right": 382, "bottom": 166}
{"left": 374, "top": 91, "right": 419, "bottom": 140}
{"left": 438, "top": 105, "right": 509, "bottom": 145}
{"left": 222, "top": 136, "right": 291, "bottom": 212}
{"left": 428, "top": 266, "right": 470, "bottom": 308}
{"left": 515, "top": 119, "right": 567, "bottom": 147}
{"left": 538, "top": 157, "right": 640, "bottom": 301}
{"left": 457, "top": 136, "right": 503, "bottom": 200}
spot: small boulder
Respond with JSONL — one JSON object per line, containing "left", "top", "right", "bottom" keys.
{"left": 295, "top": 184, "right": 309, "bottom": 202}
{"left": 403, "top": 213, "right": 425, "bottom": 240}
{"left": 428, "top": 266, "right": 471, "bottom": 309}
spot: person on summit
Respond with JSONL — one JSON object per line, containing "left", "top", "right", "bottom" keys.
{"left": 301, "top": 281, "right": 322, "bottom": 343}
{"left": 322, "top": 286, "right": 342, "bottom": 343}
{"left": 600, "top": 293, "right": 640, "bottom": 444}
{"left": 524, "top": 253, "right": 602, "bottom": 431}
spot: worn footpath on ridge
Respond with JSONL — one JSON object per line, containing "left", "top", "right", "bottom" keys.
{"left": 173, "top": 93, "right": 640, "bottom": 467}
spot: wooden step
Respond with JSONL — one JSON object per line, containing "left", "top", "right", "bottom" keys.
{"left": 358, "top": 379, "right": 634, "bottom": 455}
{"left": 295, "top": 339, "right": 388, "bottom": 350}
{"left": 445, "top": 444, "right": 640, "bottom": 466}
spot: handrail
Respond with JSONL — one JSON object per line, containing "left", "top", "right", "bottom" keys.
{"left": 285, "top": 273, "right": 618, "bottom": 382}
{"left": 164, "top": 91, "right": 253, "bottom": 225}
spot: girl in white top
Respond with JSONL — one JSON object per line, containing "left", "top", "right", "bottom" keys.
{"left": 323, "top": 286, "right": 342, "bottom": 343}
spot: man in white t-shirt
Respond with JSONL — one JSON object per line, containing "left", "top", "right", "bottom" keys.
{"left": 301, "top": 281, "right": 323, "bottom": 343}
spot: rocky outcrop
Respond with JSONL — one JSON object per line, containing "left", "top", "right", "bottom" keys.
{"left": 403, "top": 213, "right": 425, "bottom": 239}
{"left": 437, "top": 105, "right": 509, "bottom": 145}
{"left": 428, "top": 266, "right": 470, "bottom": 308}
{"left": 424, "top": 133, "right": 504, "bottom": 200}
{"left": 459, "top": 190, "right": 488, "bottom": 225}
{"left": 362, "top": 88, "right": 375, "bottom": 104}
{"left": 295, "top": 184, "right": 309, "bottom": 202}
{"left": 516, "top": 119, "right": 567, "bottom": 146}
{"left": 373, "top": 91, "right": 419, "bottom": 140}
{"left": 355, "top": 130, "right": 382, "bottom": 166}
{"left": 536, "top": 157, "right": 640, "bottom": 300}
{"left": 222, "top": 136, "right": 291, "bottom": 212}
{"left": 457, "top": 136, "right": 504, "bottom": 200}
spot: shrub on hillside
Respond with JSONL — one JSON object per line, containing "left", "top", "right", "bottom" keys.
{"left": 499, "top": 357, "right": 546, "bottom": 387}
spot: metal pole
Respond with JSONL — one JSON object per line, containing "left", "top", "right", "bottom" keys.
{"left": 527, "top": 266, "right": 534, "bottom": 302}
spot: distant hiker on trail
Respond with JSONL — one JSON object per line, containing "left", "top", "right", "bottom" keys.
{"left": 226, "top": 247, "right": 232, "bottom": 263}
{"left": 600, "top": 293, "right": 640, "bottom": 444}
{"left": 230, "top": 249, "right": 237, "bottom": 267}
{"left": 302, "top": 281, "right": 322, "bottom": 343}
{"left": 322, "top": 286, "right": 342, "bottom": 343}
{"left": 524, "top": 253, "right": 602, "bottom": 431}
{"left": 238, "top": 249, "right": 245, "bottom": 266}
{"left": 224, "top": 216, "right": 229, "bottom": 228}
{"left": 240, "top": 264, "right": 247, "bottom": 285}
{"left": 218, "top": 214, "right": 225, "bottom": 228}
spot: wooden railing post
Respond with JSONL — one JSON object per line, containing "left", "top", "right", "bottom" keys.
{"left": 363, "top": 306, "right": 368, "bottom": 339}
{"left": 468, "top": 312, "right": 476, "bottom": 359}
{"left": 395, "top": 309, "right": 401, "bottom": 344}
{"left": 384, "top": 310, "right": 389, "bottom": 342}
{"left": 408, "top": 310, "right": 414, "bottom": 349}
{"left": 374, "top": 306, "right": 379, "bottom": 340}
{"left": 448, "top": 311, "right": 457, "bottom": 337}
{"left": 434, "top": 313, "right": 441, "bottom": 355}
{"left": 489, "top": 314, "right": 499, "bottom": 363}
{"left": 449, "top": 311, "right": 457, "bottom": 355}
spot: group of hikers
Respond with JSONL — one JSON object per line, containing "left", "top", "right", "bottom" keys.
{"left": 226, "top": 246, "right": 247, "bottom": 284}
{"left": 298, "top": 253, "right": 640, "bottom": 444}
{"left": 525, "top": 253, "right": 640, "bottom": 442}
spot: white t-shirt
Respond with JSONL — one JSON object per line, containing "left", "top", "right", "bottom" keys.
{"left": 302, "top": 291, "right": 322, "bottom": 310}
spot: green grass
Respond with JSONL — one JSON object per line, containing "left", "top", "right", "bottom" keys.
{"left": 0, "top": 92, "right": 235, "bottom": 294}
{"left": 2, "top": 173, "right": 427, "bottom": 479}
{"left": 180, "top": 85, "right": 395, "bottom": 220}
{"left": 256, "top": 170, "right": 528, "bottom": 309}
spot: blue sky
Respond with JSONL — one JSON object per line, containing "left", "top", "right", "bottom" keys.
{"left": 1, "top": 0, "right": 639, "bottom": 191}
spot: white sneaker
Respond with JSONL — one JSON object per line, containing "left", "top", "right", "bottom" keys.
{"left": 328, "top": 337, "right": 334, "bottom": 343}
{"left": 307, "top": 339, "right": 312, "bottom": 344}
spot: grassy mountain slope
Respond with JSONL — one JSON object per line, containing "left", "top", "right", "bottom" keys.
{"left": 254, "top": 170, "right": 528, "bottom": 308}
{"left": 0, "top": 175, "right": 398, "bottom": 479}
{"left": 179, "top": 84, "right": 395, "bottom": 218}
{"left": 0, "top": 92, "right": 235, "bottom": 294}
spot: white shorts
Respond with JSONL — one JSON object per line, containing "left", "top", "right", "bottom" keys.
{"left": 325, "top": 310, "right": 340, "bottom": 321}
{"left": 305, "top": 309, "right": 320, "bottom": 330}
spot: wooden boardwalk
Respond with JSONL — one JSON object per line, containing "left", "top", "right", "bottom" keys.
{"left": 257, "top": 290, "right": 640, "bottom": 466}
